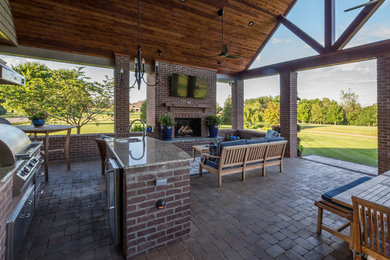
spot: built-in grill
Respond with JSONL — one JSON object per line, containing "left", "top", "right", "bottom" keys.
{"left": 0, "top": 124, "right": 44, "bottom": 260}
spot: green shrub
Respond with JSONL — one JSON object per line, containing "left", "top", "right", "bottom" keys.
{"left": 205, "top": 115, "right": 221, "bottom": 126}
{"left": 130, "top": 124, "right": 144, "bottom": 132}
{"left": 158, "top": 114, "right": 174, "bottom": 126}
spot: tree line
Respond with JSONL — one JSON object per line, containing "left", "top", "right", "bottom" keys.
{"left": 219, "top": 89, "right": 377, "bottom": 127}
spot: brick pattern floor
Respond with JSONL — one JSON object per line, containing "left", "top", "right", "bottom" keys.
{"left": 16, "top": 157, "right": 364, "bottom": 259}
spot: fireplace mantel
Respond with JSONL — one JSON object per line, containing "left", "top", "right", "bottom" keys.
{"left": 163, "top": 102, "right": 210, "bottom": 112}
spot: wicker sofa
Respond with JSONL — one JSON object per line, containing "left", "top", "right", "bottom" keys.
{"left": 199, "top": 138, "right": 287, "bottom": 187}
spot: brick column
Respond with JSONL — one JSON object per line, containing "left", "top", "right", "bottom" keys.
{"left": 377, "top": 54, "right": 390, "bottom": 174}
{"left": 280, "top": 71, "right": 297, "bottom": 158}
{"left": 231, "top": 79, "right": 244, "bottom": 130}
{"left": 114, "top": 55, "right": 130, "bottom": 135}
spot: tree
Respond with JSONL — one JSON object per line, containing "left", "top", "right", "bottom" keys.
{"left": 1, "top": 62, "right": 113, "bottom": 134}
{"left": 326, "top": 103, "right": 344, "bottom": 125}
{"left": 262, "top": 101, "right": 280, "bottom": 125}
{"left": 357, "top": 104, "right": 377, "bottom": 126}
{"left": 140, "top": 101, "right": 146, "bottom": 122}
{"left": 311, "top": 103, "right": 326, "bottom": 124}
{"left": 297, "top": 100, "right": 311, "bottom": 123}
{"left": 216, "top": 102, "right": 223, "bottom": 114}
{"left": 221, "top": 96, "right": 232, "bottom": 125}
{"left": 340, "top": 89, "right": 361, "bottom": 125}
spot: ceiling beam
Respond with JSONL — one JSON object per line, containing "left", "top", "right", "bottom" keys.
{"left": 331, "top": 0, "right": 384, "bottom": 51}
{"left": 277, "top": 15, "right": 325, "bottom": 54}
{"left": 324, "top": 0, "right": 335, "bottom": 49}
{"left": 238, "top": 39, "right": 390, "bottom": 80}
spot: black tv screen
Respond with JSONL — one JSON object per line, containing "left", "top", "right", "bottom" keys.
{"left": 188, "top": 76, "right": 207, "bottom": 99}
{"left": 171, "top": 74, "right": 188, "bottom": 97}
{"left": 171, "top": 73, "right": 207, "bottom": 99}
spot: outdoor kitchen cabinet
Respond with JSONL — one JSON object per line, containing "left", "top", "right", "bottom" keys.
{"left": 105, "top": 136, "right": 192, "bottom": 258}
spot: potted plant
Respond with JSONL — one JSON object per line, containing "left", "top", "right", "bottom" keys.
{"left": 297, "top": 144, "right": 304, "bottom": 157}
{"left": 158, "top": 114, "right": 174, "bottom": 141}
{"left": 146, "top": 125, "right": 153, "bottom": 133}
{"left": 205, "top": 115, "right": 221, "bottom": 138}
{"left": 26, "top": 109, "right": 48, "bottom": 127}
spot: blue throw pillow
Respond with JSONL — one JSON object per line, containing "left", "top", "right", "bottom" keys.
{"left": 266, "top": 130, "right": 280, "bottom": 138}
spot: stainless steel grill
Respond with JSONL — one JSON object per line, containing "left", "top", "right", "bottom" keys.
{"left": 0, "top": 124, "right": 44, "bottom": 260}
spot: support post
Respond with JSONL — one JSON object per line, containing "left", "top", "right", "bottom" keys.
{"left": 280, "top": 71, "right": 297, "bottom": 158}
{"left": 114, "top": 55, "right": 130, "bottom": 136}
{"left": 231, "top": 79, "right": 244, "bottom": 130}
{"left": 377, "top": 53, "right": 390, "bottom": 174}
{"left": 324, "top": 0, "right": 335, "bottom": 49}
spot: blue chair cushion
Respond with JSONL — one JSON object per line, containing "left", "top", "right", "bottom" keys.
{"left": 217, "top": 140, "right": 246, "bottom": 155}
{"left": 205, "top": 159, "right": 219, "bottom": 169}
{"left": 322, "top": 177, "right": 372, "bottom": 208}
{"left": 267, "top": 137, "right": 285, "bottom": 142}
{"left": 246, "top": 138, "right": 268, "bottom": 145}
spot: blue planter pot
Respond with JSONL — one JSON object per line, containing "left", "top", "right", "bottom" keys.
{"left": 146, "top": 126, "right": 153, "bottom": 133}
{"left": 161, "top": 126, "right": 172, "bottom": 141}
{"left": 208, "top": 125, "right": 218, "bottom": 138}
{"left": 32, "top": 119, "right": 45, "bottom": 127}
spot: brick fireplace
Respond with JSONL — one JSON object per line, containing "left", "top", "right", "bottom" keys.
{"left": 146, "top": 61, "right": 217, "bottom": 139}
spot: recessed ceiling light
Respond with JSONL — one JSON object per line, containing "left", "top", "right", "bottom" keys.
{"left": 248, "top": 21, "right": 254, "bottom": 26}
{"left": 180, "top": 0, "right": 187, "bottom": 2}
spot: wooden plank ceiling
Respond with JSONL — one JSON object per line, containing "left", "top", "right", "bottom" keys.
{"left": 9, "top": 0, "right": 295, "bottom": 75}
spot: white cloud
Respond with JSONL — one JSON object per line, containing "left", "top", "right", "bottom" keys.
{"left": 272, "top": 38, "right": 282, "bottom": 44}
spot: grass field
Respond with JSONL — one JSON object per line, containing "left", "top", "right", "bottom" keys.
{"left": 299, "top": 124, "right": 378, "bottom": 167}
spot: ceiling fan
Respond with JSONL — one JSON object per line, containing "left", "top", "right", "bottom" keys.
{"left": 344, "top": 0, "right": 381, "bottom": 12}
{"left": 216, "top": 8, "right": 241, "bottom": 59}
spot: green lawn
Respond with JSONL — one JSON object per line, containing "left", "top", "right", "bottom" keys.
{"left": 300, "top": 123, "right": 377, "bottom": 136}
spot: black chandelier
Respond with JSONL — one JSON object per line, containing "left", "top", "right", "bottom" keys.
{"left": 131, "top": 0, "right": 160, "bottom": 90}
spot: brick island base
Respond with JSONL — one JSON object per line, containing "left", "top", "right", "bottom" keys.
{"left": 123, "top": 160, "right": 191, "bottom": 258}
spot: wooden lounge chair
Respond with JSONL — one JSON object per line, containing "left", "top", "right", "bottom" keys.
{"left": 315, "top": 177, "right": 372, "bottom": 244}
{"left": 352, "top": 196, "right": 390, "bottom": 260}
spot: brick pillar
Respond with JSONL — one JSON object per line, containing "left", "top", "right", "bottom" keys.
{"left": 232, "top": 79, "right": 244, "bottom": 130}
{"left": 146, "top": 73, "right": 158, "bottom": 138}
{"left": 377, "top": 54, "right": 390, "bottom": 174}
{"left": 280, "top": 71, "right": 297, "bottom": 158}
{"left": 114, "top": 55, "right": 130, "bottom": 135}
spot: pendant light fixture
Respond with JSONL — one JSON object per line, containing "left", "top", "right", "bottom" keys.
{"left": 131, "top": 0, "right": 160, "bottom": 90}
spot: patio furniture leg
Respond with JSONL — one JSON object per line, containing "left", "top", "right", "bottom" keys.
{"left": 199, "top": 164, "right": 202, "bottom": 177}
{"left": 317, "top": 206, "right": 323, "bottom": 234}
{"left": 262, "top": 167, "right": 266, "bottom": 177}
{"left": 242, "top": 169, "right": 245, "bottom": 181}
{"left": 280, "top": 161, "right": 283, "bottom": 172}
{"left": 218, "top": 174, "right": 222, "bottom": 187}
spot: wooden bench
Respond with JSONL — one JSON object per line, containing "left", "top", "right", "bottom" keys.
{"left": 199, "top": 140, "right": 287, "bottom": 187}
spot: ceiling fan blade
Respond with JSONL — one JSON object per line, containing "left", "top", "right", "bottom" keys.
{"left": 344, "top": 0, "right": 380, "bottom": 12}
{"left": 226, "top": 54, "right": 241, "bottom": 59}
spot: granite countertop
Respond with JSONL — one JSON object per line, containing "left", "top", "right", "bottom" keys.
{"left": 105, "top": 136, "right": 191, "bottom": 169}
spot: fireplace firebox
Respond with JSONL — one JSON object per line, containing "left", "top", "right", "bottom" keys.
{"left": 175, "top": 118, "right": 201, "bottom": 137}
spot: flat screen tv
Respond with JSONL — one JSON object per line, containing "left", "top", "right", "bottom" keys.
{"left": 171, "top": 73, "right": 207, "bottom": 99}
{"left": 188, "top": 76, "right": 207, "bottom": 99}
{"left": 171, "top": 74, "right": 188, "bottom": 98}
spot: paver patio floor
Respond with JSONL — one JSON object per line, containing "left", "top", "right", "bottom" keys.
{"left": 16, "top": 157, "right": 364, "bottom": 259}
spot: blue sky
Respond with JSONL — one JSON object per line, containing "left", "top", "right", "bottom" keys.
{"left": 1, "top": 0, "right": 389, "bottom": 106}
